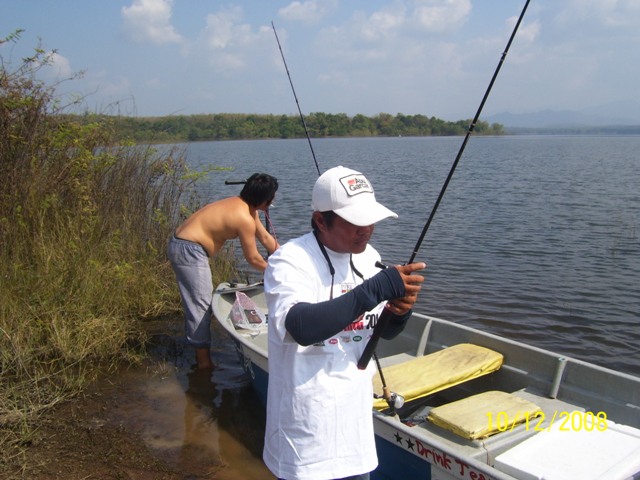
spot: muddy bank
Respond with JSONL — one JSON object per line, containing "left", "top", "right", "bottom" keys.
{"left": 7, "top": 317, "right": 274, "bottom": 479}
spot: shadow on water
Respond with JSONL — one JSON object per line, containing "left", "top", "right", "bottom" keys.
{"left": 112, "top": 316, "right": 274, "bottom": 479}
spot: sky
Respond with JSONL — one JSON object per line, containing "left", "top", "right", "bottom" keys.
{"left": 2, "top": 0, "right": 639, "bottom": 121}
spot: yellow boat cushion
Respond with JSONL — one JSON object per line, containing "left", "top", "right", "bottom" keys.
{"left": 428, "top": 390, "right": 543, "bottom": 440}
{"left": 372, "top": 343, "right": 503, "bottom": 410}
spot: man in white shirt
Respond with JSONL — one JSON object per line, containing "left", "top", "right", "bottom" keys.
{"left": 263, "top": 166, "right": 426, "bottom": 480}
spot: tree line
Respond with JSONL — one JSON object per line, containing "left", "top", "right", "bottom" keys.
{"left": 68, "top": 112, "right": 505, "bottom": 143}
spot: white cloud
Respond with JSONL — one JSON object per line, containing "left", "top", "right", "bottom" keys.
{"left": 314, "top": 6, "right": 406, "bottom": 61}
{"left": 47, "top": 52, "right": 73, "bottom": 79}
{"left": 203, "top": 7, "right": 244, "bottom": 49}
{"left": 512, "top": 18, "right": 540, "bottom": 45}
{"left": 358, "top": 8, "right": 406, "bottom": 41}
{"left": 316, "top": 0, "right": 471, "bottom": 63}
{"left": 32, "top": 51, "right": 74, "bottom": 81}
{"left": 278, "top": 0, "right": 337, "bottom": 23}
{"left": 201, "top": 8, "right": 273, "bottom": 72}
{"left": 411, "top": 0, "right": 471, "bottom": 33}
{"left": 121, "top": 0, "right": 183, "bottom": 45}
{"left": 600, "top": 0, "right": 640, "bottom": 28}
{"left": 556, "top": 0, "right": 640, "bottom": 30}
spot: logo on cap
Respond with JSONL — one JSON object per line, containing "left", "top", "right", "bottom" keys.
{"left": 340, "top": 174, "right": 373, "bottom": 197}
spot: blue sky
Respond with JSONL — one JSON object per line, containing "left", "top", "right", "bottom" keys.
{"left": 2, "top": 0, "right": 639, "bottom": 120}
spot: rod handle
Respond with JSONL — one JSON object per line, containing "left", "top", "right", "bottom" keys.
{"left": 358, "top": 307, "right": 393, "bottom": 370}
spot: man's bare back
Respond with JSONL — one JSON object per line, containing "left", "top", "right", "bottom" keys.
{"left": 175, "top": 196, "right": 251, "bottom": 255}
{"left": 175, "top": 196, "right": 276, "bottom": 271}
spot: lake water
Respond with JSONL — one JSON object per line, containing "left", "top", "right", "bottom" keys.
{"left": 183, "top": 135, "right": 640, "bottom": 377}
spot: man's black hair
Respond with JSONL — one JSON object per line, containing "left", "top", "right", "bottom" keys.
{"left": 240, "top": 173, "right": 278, "bottom": 207}
{"left": 311, "top": 211, "right": 338, "bottom": 232}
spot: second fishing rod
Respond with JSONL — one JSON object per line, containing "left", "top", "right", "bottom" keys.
{"left": 357, "top": 0, "right": 531, "bottom": 369}
{"left": 271, "top": 0, "right": 531, "bottom": 374}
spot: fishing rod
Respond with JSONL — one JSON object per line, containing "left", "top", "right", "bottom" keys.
{"left": 271, "top": 22, "right": 321, "bottom": 177}
{"left": 272, "top": 21, "right": 403, "bottom": 410}
{"left": 357, "top": 0, "right": 532, "bottom": 370}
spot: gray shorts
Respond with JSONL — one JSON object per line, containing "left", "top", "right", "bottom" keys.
{"left": 167, "top": 235, "right": 213, "bottom": 348}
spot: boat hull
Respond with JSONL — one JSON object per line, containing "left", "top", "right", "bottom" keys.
{"left": 229, "top": 335, "right": 269, "bottom": 407}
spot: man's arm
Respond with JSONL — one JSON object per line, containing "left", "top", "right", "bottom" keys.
{"left": 254, "top": 212, "right": 279, "bottom": 254}
{"left": 285, "top": 268, "right": 411, "bottom": 346}
{"left": 237, "top": 214, "right": 268, "bottom": 271}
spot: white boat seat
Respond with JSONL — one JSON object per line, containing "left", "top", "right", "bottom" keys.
{"left": 494, "top": 412, "right": 640, "bottom": 479}
{"left": 372, "top": 343, "right": 503, "bottom": 410}
{"left": 427, "top": 390, "right": 543, "bottom": 440}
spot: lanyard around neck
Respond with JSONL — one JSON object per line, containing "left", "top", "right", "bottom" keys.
{"left": 313, "top": 231, "right": 364, "bottom": 300}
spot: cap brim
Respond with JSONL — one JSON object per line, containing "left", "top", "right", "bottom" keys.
{"left": 334, "top": 202, "right": 398, "bottom": 226}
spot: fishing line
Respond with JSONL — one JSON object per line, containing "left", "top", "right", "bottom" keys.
{"left": 357, "top": 0, "right": 532, "bottom": 370}
{"left": 271, "top": 22, "right": 321, "bottom": 177}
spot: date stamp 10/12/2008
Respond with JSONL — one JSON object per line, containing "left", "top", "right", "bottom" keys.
{"left": 486, "top": 410, "right": 609, "bottom": 433}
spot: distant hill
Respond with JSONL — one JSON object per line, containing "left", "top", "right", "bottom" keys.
{"left": 485, "top": 100, "right": 640, "bottom": 129}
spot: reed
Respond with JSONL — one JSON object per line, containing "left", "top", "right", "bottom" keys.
{"left": 0, "top": 32, "right": 228, "bottom": 471}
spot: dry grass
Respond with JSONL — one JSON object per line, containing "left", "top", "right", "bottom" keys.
{"left": 0, "top": 32, "right": 236, "bottom": 474}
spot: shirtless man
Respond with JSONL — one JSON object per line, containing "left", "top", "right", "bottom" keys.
{"left": 168, "top": 173, "right": 279, "bottom": 369}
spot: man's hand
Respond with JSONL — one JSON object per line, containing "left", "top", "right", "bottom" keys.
{"left": 386, "top": 262, "right": 426, "bottom": 315}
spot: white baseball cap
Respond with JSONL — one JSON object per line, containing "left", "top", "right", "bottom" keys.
{"left": 312, "top": 166, "right": 398, "bottom": 226}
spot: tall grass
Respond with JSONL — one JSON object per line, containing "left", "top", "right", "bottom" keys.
{"left": 0, "top": 32, "right": 221, "bottom": 469}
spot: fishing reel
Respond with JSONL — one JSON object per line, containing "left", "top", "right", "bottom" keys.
{"left": 375, "top": 388, "right": 405, "bottom": 412}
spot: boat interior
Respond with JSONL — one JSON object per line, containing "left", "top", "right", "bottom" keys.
{"left": 373, "top": 313, "right": 640, "bottom": 478}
